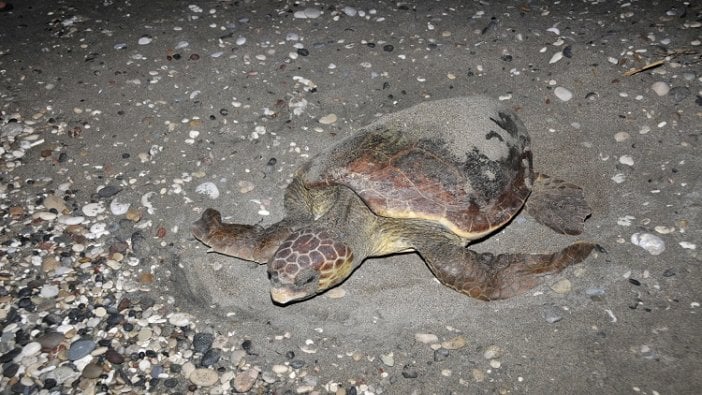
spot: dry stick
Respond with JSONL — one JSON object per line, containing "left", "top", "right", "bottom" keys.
{"left": 623, "top": 60, "right": 665, "bottom": 77}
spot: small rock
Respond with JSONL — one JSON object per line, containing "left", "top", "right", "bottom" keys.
{"left": 380, "top": 352, "right": 394, "bottom": 367}
{"left": 195, "top": 182, "right": 220, "bottom": 199}
{"left": 37, "top": 332, "right": 64, "bottom": 350}
{"left": 542, "top": 305, "right": 563, "bottom": 323}
{"left": 233, "top": 367, "right": 259, "bottom": 392}
{"left": 401, "top": 365, "right": 418, "bottom": 379}
{"left": 614, "top": 132, "right": 630, "bottom": 142}
{"left": 550, "top": 279, "right": 572, "bottom": 294}
{"left": 342, "top": 6, "right": 357, "bottom": 17}
{"left": 319, "top": 114, "right": 337, "bottom": 125}
{"left": 631, "top": 233, "right": 665, "bottom": 255}
{"left": 39, "top": 284, "right": 59, "bottom": 298}
{"left": 554, "top": 87, "right": 573, "bottom": 102}
{"left": 651, "top": 81, "right": 670, "bottom": 96}
{"left": 441, "top": 336, "right": 466, "bottom": 350}
{"left": 105, "top": 349, "right": 125, "bottom": 364}
{"left": 82, "top": 363, "right": 103, "bottom": 379}
{"left": 201, "top": 348, "right": 221, "bottom": 367}
{"left": 303, "top": 7, "right": 321, "bottom": 18}
{"left": 97, "top": 185, "right": 121, "bottom": 198}
{"left": 483, "top": 345, "right": 502, "bottom": 360}
{"left": 138, "top": 36, "right": 153, "bottom": 45}
{"left": 68, "top": 338, "right": 96, "bottom": 361}
{"left": 669, "top": 86, "right": 690, "bottom": 102}
{"left": 414, "top": 333, "right": 439, "bottom": 344}
{"left": 110, "top": 200, "right": 130, "bottom": 215}
{"left": 433, "top": 348, "right": 450, "bottom": 362}
{"left": 325, "top": 287, "right": 346, "bottom": 299}
{"left": 190, "top": 368, "right": 219, "bottom": 387}
{"left": 193, "top": 333, "right": 215, "bottom": 353}
{"left": 82, "top": 202, "right": 105, "bottom": 217}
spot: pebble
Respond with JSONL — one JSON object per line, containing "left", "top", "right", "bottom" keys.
{"left": 415, "top": 333, "right": 439, "bottom": 344}
{"left": 37, "top": 332, "right": 64, "bottom": 350}
{"left": 325, "top": 287, "right": 346, "bottom": 299}
{"left": 614, "top": 131, "right": 630, "bottom": 142}
{"left": 168, "top": 313, "right": 192, "bottom": 326}
{"left": 195, "top": 182, "right": 220, "bottom": 199}
{"left": 294, "top": 7, "right": 321, "bottom": 19}
{"left": 82, "top": 202, "right": 105, "bottom": 217}
{"left": 550, "top": 279, "right": 572, "bottom": 294}
{"left": 233, "top": 367, "right": 259, "bottom": 392}
{"left": 138, "top": 36, "right": 153, "bottom": 45}
{"left": 318, "top": 113, "right": 337, "bottom": 125}
{"left": 554, "top": 86, "right": 573, "bottom": 101}
{"left": 543, "top": 305, "right": 563, "bottom": 323}
{"left": 190, "top": 368, "right": 219, "bottom": 386}
{"left": 631, "top": 233, "right": 665, "bottom": 255}
{"left": 82, "top": 363, "right": 103, "bottom": 379}
{"left": 441, "top": 336, "right": 467, "bottom": 350}
{"left": 201, "top": 348, "right": 221, "bottom": 367}
{"left": 39, "top": 284, "right": 59, "bottom": 298}
{"left": 193, "top": 332, "right": 215, "bottom": 353}
{"left": 21, "top": 342, "right": 41, "bottom": 358}
{"left": 651, "top": 81, "right": 670, "bottom": 96}
{"left": 110, "top": 199, "right": 131, "bottom": 215}
{"left": 483, "top": 345, "right": 502, "bottom": 360}
{"left": 68, "top": 338, "right": 96, "bottom": 361}
{"left": 342, "top": 6, "right": 357, "bottom": 17}
{"left": 380, "top": 352, "right": 394, "bottom": 367}
{"left": 669, "top": 86, "right": 690, "bottom": 102}
{"left": 97, "top": 185, "right": 121, "bottom": 198}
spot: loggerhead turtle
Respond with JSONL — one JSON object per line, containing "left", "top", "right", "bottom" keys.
{"left": 192, "top": 96, "right": 595, "bottom": 304}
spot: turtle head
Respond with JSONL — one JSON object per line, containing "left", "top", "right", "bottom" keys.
{"left": 267, "top": 229, "right": 354, "bottom": 304}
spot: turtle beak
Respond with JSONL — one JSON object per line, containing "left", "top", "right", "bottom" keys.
{"left": 270, "top": 287, "right": 309, "bottom": 305}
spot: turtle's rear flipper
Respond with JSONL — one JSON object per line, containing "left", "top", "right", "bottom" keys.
{"left": 526, "top": 173, "right": 591, "bottom": 235}
{"left": 421, "top": 242, "right": 596, "bottom": 300}
{"left": 192, "top": 209, "right": 291, "bottom": 263}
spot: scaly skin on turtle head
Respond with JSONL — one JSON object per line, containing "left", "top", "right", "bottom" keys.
{"left": 267, "top": 228, "right": 354, "bottom": 304}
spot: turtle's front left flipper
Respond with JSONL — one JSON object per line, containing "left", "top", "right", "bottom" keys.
{"left": 419, "top": 241, "right": 596, "bottom": 300}
{"left": 526, "top": 173, "right": 592, "bottom": 235}
{"left": 192, "top": 209, "right": 292, "bottom": 264}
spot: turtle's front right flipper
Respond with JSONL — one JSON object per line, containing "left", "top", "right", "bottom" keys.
{"left": 192, "top": 209, "right": 291, "bottom": 264}
{"left": 419, "top": 241, "right": 596, "bottom": 300}
{"left": 526, "top": 173, "right": 592, "bottom": 235}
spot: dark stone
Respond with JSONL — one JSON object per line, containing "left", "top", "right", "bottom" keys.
{"left": 105, "top": 349, "right": 125, "bottom": 364}
{"left": 433, "top": 348, "right": 450, "bottom": 362}
{"left": 383, "top": 44, "right": 394, "bottom": 52}
{"left": 2, "top": 362, "right": 19, "bottom": 377}
{"left": 192, "top": 333, "right": 214, "bottom": 354}
{"left": 401, "top": 365, "right": 418, "bottom": 378}
{"left": 200, "top": 348, "right": 221, "bottom": 367}
{"left": 290, "top": 359, "right": 305, "bottom": 369}
{"left": 68, "top": 338, "right": 96, "bottom": 361}
{"left": 241, "top": 339, "right": 254, "bottom": 354}
{"left": 296, "top": 48, "right": 309, "bottom": 56}
{"left": 97, "top": 185, "right": 122, "bottom": 198}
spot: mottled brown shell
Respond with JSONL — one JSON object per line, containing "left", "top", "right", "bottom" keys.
{"left": 301, "top": 97, "right": 534, "bottom": 239}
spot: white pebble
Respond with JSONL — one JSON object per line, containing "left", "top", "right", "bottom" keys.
{"left": 631, "top": 233, "right": 665, "bottom": 255}
{"left": 82, "top": 202, "right": 105, "bottom": 217}
{"left": 22, "top": 342, "right": 42, "bottom": 358}
{"left": 651, "top": 81, "right": 670, "bottom": 96}
{"left": 58, "top": 216, "right": 85, "bottom": 225}
{"left": 195, "top": 182, "right": 220, "bottom": 199}
{"left": 33, "top": 211, "right": 57, "bottom": 221}
{"left": 554, "top": 87, "right": 573, "bottom": 101}
{"left": 318, "top": 114, "right": 337, "bottom": 125}
{"left": 342, "top": 6, "right": 357, "bottom": 17}
{"left": 414, "top": 333, "right": 439, "bottom": 344}
{"left": 618, "top": 155, "right": 634, "bottom": 166}
{"left": 286, "top": 32, "right": 299, "bottom": 41}
{"left": 611, "top": 173, "right": 626, "bottom": 184}
{"left": 549, "top": 51, "right": 563, "bottom": 64}
{"left": 110, "top": 200, "right": 130, "bottom": 215}
{"left": 138, "top": 36, "right": 152, "bottom": 45}
{"left": 168, "top": 313, "right": 191, "bottom": 327}
{"left": 303, "top": 7, "right": 321, "bottom": 18}
{"left": 236, "top": 36, "right": 246, "bottom": 45}
{"left": 614, "top": 132, "right": 630, "bottom": 142}
{"left": 39, "top": 284, "right": 59, "bottom": 298}
{"left": 679, "top": 242, "right": 696, "bottom": 250}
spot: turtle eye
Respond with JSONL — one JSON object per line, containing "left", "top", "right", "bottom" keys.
{"left": 296, "top": 271, "right": 318, "bottom": 287}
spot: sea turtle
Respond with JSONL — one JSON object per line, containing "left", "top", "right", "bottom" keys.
{"left": 192, "top": 96, "right": 595, "bottom": 304}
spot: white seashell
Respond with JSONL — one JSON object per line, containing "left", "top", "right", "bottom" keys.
{"left": 631, "top": 233, "right": 665, "bottom": 255}
{"left": 110, "top": 200, "right": 130, "bottom": 215}
{"left": 195, "top": 182, "right": 220, "bottom": 199}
